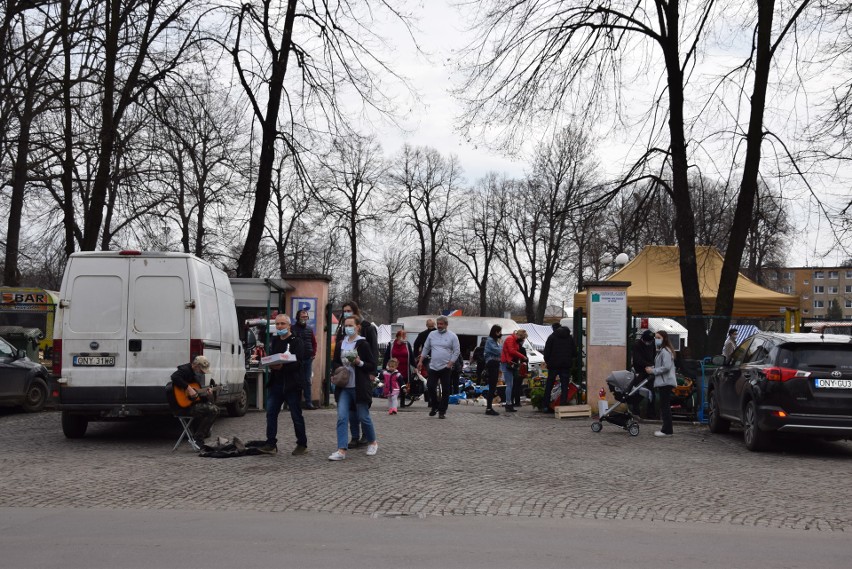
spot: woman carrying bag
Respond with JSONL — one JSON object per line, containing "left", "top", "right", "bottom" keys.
{"left": 646, "top": 330, "right": 677, "bottom": 438}
{"left": 329, "top": 315, "right": 378, "bottom": 460}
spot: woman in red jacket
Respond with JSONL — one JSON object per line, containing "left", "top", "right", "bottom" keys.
{"left": 500, "top": 329, "right": 528, "bottom": 412}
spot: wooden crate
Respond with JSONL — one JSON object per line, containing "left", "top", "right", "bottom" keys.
{"left": 554, "top": 404, "right": 591, "bottom": 419}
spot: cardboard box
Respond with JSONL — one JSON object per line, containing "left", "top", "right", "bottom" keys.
{"left": 260, "top": 351, "right": 298, "bottom": 366}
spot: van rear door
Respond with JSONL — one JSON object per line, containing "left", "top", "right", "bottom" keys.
{"left": 126, "top": 257, "right": 191, "bottom": 405}
{"left": 61, "top": 257, "right": 129, "bottom": 404}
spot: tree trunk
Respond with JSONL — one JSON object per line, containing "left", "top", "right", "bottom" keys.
{"left": 235, "top": 0, "right": 297, "bottom": 277}
{"left": 61, "top": 0, "right": 77, "bottom": 257}
{"left": 3, "top": 105, "right": 32, "bottom": 286}
{"left": 662, "top": 2, "right": 707, "bottom": 355}
{"left": 712, "top": 0, "right": 776, "bottom": 348}
{"left": 81, "top": 0, "right": 120, "bottom": 251}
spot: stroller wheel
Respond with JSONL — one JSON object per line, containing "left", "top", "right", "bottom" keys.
{"left": 628, "top": 422, "right": 640, "bottom": 437}
{"left": 591, "top": 421, "right": 603, "bottom": 433}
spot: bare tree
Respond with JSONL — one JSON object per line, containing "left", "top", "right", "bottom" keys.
{"left": 317, "top": 135, "right": 386, "bottom": 304}
{"left": 225, "top": 1, "right": 413, "bottom": 278}
{"left": 448, "top": 172, "right": 509, "bottom": 316}
{"left": 389, "top": 144, "right": 463, "bottom": 314}
{"left": 458, "top": 0, "right": 816, "bottom": 354}
{"left": 80, "top": 0, "right": 202, "bottom": 251}
{"left": 1, "top": 3, "right": 62, "bottom": 285}
{"left": 147, "top": 76, "right": 245, "bottom": 258}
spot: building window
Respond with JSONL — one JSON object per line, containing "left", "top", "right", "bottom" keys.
{"left": 767, "top": 272, "right": 777, "bottom": 280}
{"left": 846, "top": 300, "right": 852, "bottom": 308}
{"left": 814, "top": 271, "right": 824, "bottom": 279}
{"left": 784, "top": 272, "right": 793, "bottom": 279}
{"left": 782, "top": 285, "right": 793, "bottom": 294}
{"left": 828, "top": 270, "right": 839, "bottom": 279}
{"left": 814, "top": 286, "right": 824, "bottom": 294}
{"left": 846, "top": 270, "right": 852, "bottom": 279}
{"left": 828, "top": 286, "right": 838, "bottom": 294}
{"left": 804, "top": 279, "right": 809, "bottom": 285}
{"left": 814, "top": 300, "right": 825, "bottom": 308}
{"left": 846, "top": 285, "right": 852, "bottom": 294}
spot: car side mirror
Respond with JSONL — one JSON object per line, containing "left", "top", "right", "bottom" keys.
{"left": 16, "top": 349, "right": 27, "bottom": 360}
{"left": 711, "top": 355, "right": 726, "bottom": 366}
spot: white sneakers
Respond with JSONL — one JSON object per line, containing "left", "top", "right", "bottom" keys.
{"left": 654, "top": 431, "right": 673, "bottom": 437}
{"left": 329, "top": 443, "right": 378, "bottom": 460}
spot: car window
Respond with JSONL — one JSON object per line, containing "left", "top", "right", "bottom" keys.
{"left": 0, "top": 337, "right": 15, "bottom": 357}
{"left": 743, "top": 337, "right": 770, "bottom": 364}
{"left": 730, "top": 337, "right": 753, "bottom": 365}
{"left": 775, "top": 344, "right": 852, "bottom": 371}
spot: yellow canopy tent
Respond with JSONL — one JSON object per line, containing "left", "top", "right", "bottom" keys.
{"left": 573, "top": 246, "right": 799, "bottom": 318}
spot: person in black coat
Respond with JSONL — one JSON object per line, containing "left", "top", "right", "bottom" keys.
{"left": 542, "top": 324, "right": 577, "bottom": 411}
{"left": 631, "top": 329, "right": 656, "bottom": 417}
{"left": 260, "top": 314, "right": 306, "bottom": 455}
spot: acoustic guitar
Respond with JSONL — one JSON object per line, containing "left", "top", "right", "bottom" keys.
{"left": 173, "top": 381, "right": 219, "bottom": 409}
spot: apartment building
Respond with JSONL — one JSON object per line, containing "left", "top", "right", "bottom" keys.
{"left": 761, "top": 267, "right": 852, "bottom": 320}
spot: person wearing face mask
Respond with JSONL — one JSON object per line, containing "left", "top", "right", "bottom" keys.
{"left": 417, "top": 315, "right": 460, "bottom": 419}
{"left": 645, "top": 330, "right": 677, "bottom": 438}
{"left": 336, "top": 301, "right": 378, "bottom": 448}
{"left": 293, "top": 309, "right": 318, "bottom": 410}
{"left": 259, "top": 314, "right": 307, "bottom": 455}
{"left": 329, "top": 315, "right": 378, "bottom": 460}
{"left": 631, "top": 329, "right": 656, "bottom": 417}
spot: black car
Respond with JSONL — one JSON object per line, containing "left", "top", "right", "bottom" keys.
{"left": 0, "top": 335, "right": 50, "bottom": 412}
{"left": 708, "top": 332, "right": 852, "bottom": 451}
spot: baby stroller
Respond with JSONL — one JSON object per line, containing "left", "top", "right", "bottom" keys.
{"left": 591, "top": 370, "right": 651, "bottom": 437}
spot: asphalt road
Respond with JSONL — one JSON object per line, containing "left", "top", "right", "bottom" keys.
{"left": 1, "top": 401, "right": 850, "bottom": 567}
{"left": 1, "top": 507, "right": 850, "bottom": 569}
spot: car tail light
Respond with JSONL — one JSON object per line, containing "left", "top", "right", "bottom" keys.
{"left": 190, "top": 338, "right": 203, "bottom": 361}
{"left": 52, "top": 339, "right": 62, "bottom": 376}
{"left": 772, "top": 410, "right": 787, "bottom": 417}
{"left": 764, "top": 367, "right": 810, "bottom": 382}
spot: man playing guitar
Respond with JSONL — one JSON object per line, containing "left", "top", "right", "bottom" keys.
{"left": 170, "top": 355, "right": 219, "bottom": 446}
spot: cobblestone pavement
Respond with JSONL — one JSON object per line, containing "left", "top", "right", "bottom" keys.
{"left": 1, "top": 402, "right": 850, "bottom": 531}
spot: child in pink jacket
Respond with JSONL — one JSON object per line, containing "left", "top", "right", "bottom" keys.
{"left": 381, "top": 358, "right": 402, "bottom": 415}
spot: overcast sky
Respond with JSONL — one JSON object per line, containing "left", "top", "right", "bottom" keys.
{"left": 367, "top": 1, "right": 847, "bottom": 268}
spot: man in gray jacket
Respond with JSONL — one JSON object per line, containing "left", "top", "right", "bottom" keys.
{"left": 417, "top": 315, "right": 460, "bottom": 419}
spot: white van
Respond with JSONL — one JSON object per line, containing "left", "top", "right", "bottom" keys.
{"left": 395, "top": 315, "right": 545, "bottom": 374}
{"left": 53, "top": 251, "right": 247, "bottom": 438}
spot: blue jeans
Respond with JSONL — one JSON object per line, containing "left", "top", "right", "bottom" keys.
{"left": 544, "top": 367, "right": 571, "bottom": 407}
{"left": 300, "top": 359, "right": 314, "bottom": 405}
{"left": 266, "top": 382, "right": 307, "bottom": 448}
{"left": 336, "top": 387, "right": 376, "bottom": 450}
{"left": 500, "top": 363, "right": 514, "bottom": 405}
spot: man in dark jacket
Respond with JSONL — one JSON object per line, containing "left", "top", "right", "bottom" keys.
{"left": 293, "top": 309, "right": 318, "bottom": 409}
{"left": 170, "top": 355, "right": 219, "bottom": 446}
{"left": 631, "top": 329, "right": 656, "bottom": 417}
{"left": 260, "top": 314, "right": 307, "bottom": 455}
{"left": 542, "top": 323, "right": 577, "bottom": 411}
{"left": 413, "top": 319, "right": 436, "bottom": 366}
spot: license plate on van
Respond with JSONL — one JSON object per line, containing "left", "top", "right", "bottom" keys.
{"left": 814, "top": 378, "right": 852, "bottom": 389}
{"left": 73, "top": 355, "right": 116, "bottom": 366}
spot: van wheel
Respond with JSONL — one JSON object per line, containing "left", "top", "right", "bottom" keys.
{"left": 61, "top": 412, "right": 88, "bottom": 438}
{"left": 22, "top": 378, "right": 48, "bottom": 413}
{"left": 227, "top": 382, "right": 248, "bottom": 417}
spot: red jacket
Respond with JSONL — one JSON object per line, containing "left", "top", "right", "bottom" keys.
{"left": 501, "top": 334, "right": 526, "bottom": 364}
